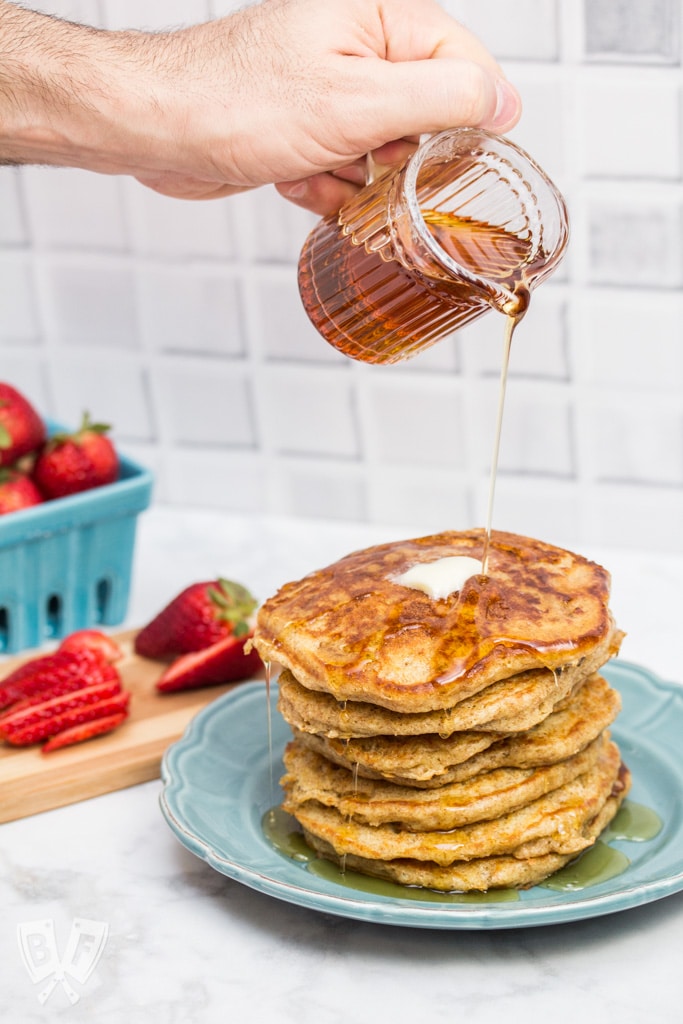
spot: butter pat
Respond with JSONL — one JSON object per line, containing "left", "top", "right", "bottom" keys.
{"left": 393, "top": 555, "right": 483, "bottom": 600}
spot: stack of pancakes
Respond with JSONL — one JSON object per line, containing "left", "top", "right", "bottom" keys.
{"left": 253, "top": 529, "right": 630, "bottom": 892}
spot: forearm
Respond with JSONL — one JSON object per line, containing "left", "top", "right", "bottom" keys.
{"left": 0, "top": 0, "right": 521, "bottom": 208}
{"left": 0, "top": 0, "right": 177, "bottom": 173}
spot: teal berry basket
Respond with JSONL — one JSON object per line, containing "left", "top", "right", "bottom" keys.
{"left": 0, "top": 422, "right": 153, "bottom": 655}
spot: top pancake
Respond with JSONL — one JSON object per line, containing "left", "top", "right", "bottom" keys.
{"left": 253, "top": 529, "right": 616, "bottom": 713}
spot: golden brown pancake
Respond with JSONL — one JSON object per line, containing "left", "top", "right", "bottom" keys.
{"left": 291, "top": 673, "right": 621, "bottom": 787}
{"left": 282, "top": 733, "right": 608, "bottom": 831}
{"left": 302, "top": 780, "right": 629, "bottom": 892}
{"left": 254, "top": 529, "right": 617, "bottom": 713}
{"left": 293, "top": 724, "right": 497, "bottom": 784}
{"left": 302, "top": 836, "right": 579, "bottom": 892}
{"left": 284, "top": 740, "right": 627, "bottom": 866}
{"left": 276, "top": 629, "right": 621, "bottom": 739}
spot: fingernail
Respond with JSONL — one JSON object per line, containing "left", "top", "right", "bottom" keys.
{"left": 280, "top": 180, "right": 308, "bottom": 199}
{"left": 491, "top": 79, "right": 521, "bottom": 129}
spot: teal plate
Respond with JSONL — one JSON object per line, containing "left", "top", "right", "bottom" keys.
{"left": 159, "top": 661, "right": 683, "bottom": 929}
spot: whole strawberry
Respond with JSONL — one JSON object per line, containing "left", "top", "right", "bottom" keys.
{"left": 33, "top": 412, "right": 119, "bottom": 499}
{"left": 0, "top": 468, "right": 43, "bottom": 515}
{"left": 0, "top": 382, "right": 46, "bottom": 468}
{"left": 134, "top": 578, "right": 258, "bottom": 659}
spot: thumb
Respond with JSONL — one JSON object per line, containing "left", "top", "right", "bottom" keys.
{"left": 367, "top": 58, "right": 521, "bottom": 140}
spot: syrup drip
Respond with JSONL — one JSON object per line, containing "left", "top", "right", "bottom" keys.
{"left": 421, "top": 207, "right": 533, "bottom": 575}
{"left": 264, "top": 660, "right": 274, "bottom": 809}
{"left": 338, "top": 760, "right": 361, "bottom": 878}
{"left": 481, "top": 307, "right": 525, "bottom": 574}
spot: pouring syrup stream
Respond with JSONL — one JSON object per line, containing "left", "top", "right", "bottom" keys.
{"left": 481, "top": 300, "right": 526, "bottom": 574}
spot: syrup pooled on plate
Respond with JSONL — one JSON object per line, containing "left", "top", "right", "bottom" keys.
{"left": 261, "top": 807, "right": 519, "bottom": 903}
{"left": 263, "top": 801, "right": 662, "bottom": 902}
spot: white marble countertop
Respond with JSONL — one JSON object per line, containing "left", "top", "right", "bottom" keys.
{"left": 3, "top": 506, "right": 683, "bottom": 1023}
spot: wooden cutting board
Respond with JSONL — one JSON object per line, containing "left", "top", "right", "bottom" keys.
{"left": 0, "top": 630, "right": 262, "bottom": 823}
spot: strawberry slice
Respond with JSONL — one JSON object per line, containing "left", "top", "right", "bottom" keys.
{"left": 42, "top": 712, "right": 128, "bottom": 753}
{"left": 0, "top": 648, "right": 115, "bottom": 709}
{"left": 0, "top": 664, "right": 120, "bottom": 716}
{"left": 3, "top": 691, "right": 131, "bottom": 746}
{"left": 0, "top": 651, "right": 65, "bottom": 690}
{"left": 0, "top": 679, "right": 123, "bottom": 737}
{"left": 58, "top": 629, "right": 124, "bottom": 663}
{"left": 156, "top": 633, "right": 262, "bottom": 692}
{"left": 135, "top": 578, "right": 257, "bottom": 659}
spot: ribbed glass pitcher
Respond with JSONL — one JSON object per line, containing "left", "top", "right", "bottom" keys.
{"left": 298, "top": 128, "right": 569, "bottom": 364}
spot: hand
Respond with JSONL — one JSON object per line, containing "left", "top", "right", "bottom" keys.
{"left": 0, "top": 0, "right": 521, "bottom": 215}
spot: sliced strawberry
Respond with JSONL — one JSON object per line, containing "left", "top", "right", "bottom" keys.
{"left": 0, "top": 678, "right": 122, "bottom": 737}
{"left": 0, "top": 674, "right": 121, "bottom": 720}
{"left": 1, "top": 651, "right": 64, "bottom": 689}
{"left": 42, "top": 712, "right": 128, "bottom": 753}
{"left": 3, "top": 691, "right": 131, "bottom": 746}
{"left": 134, "top": 578, "right": 257, "bottom": 659}
{"left": 0, "top": 646, "right": 110, "bottom": 687}
{"left": 156, "top": 632, "right": 262, "bottom": 693}
{"left": 0, "top": 648, "right": 114, "bottom": 709}
{"left": 0, "top": 662, "right": 120, "bottom": 715}
{"left": 58, "top": 629, "right": 124, "bottom": 663}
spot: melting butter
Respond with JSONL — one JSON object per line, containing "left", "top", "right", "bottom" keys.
{"left": 393, "top": 555, "right": 483, "bottom": 600}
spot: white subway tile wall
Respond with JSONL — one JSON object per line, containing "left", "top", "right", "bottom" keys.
{"left": 3, "top": 0, "right": 683, "bottom": 553}
{"left": 0, "top": 253, "right": 39, "bottom": 344}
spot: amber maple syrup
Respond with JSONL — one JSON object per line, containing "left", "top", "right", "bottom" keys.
{"left": 481, "top": 310, "right": 522, "bottom": 573}
{"left": 421, "top": 211, "right": 536, "bottom": 290}
{"left": 300, "top": 207, "right": 532, "bottom": 568}
{"left": 421, "top": 210, "right": 533, "bottom": 573}
{"left": 273, "top": 182, "right": 575, "bottom": 897}
{"left": 299, "top": 207, "right": 535, "bottom": 366}
{"left": 264, "top": 659, "right": 276, "bottom": 823}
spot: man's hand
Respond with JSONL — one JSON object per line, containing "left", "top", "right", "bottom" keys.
{"left": 0, "top": 0, "right": 521, "bottom": 214}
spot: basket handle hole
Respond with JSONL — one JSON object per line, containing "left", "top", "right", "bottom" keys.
{"left": 0, "top": 607, "right": 8, "bottom": 652}
{"left": 95, "top": 578, "right": 111, "bottom": 622}
{"left": 46, "top": 594, "right": 63, "bottom": 638}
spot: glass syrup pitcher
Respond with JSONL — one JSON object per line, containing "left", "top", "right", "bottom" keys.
{"left": 297, "top": 128, "right": 569, "bottom": 365}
